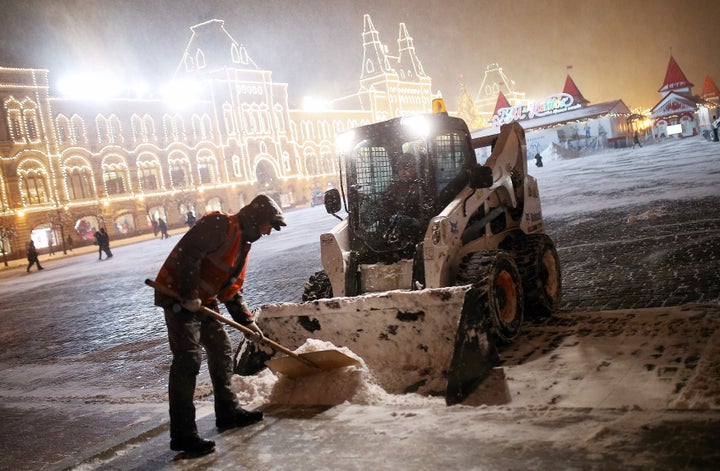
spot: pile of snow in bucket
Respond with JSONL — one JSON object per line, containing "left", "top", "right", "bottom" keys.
{"left": 230, "top": 339, "right": 443, "bottom": 408}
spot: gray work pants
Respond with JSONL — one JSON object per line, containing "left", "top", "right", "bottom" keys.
{"left": 164, "top": 306, "right": 240, "bottom": 440}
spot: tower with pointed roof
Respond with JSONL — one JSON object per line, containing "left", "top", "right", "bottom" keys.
{"left": 650, "top": 55, "right": 717, "bottom": 137}
{"left": 562, "top": 74, "right": 589, "bottom": 107}
{"left": 701, "top": 75, "right": 720, "bottom": 104}
{"left": 354, "top": 14, "right": 433, "bottom": 121}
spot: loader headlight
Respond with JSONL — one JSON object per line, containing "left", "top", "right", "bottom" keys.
{"left": 335, "top": 130, "right": 356, "bottom": 155}
{"left": 402, "top": 115, "right": 430, "bottom": 139}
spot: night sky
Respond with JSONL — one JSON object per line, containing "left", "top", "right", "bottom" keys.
{"left": 0, "top": 0, "right": 717, "bottom": 110}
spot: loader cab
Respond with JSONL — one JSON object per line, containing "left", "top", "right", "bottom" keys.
{"left": 336, "top": 113, "right": 477, "bottom": 265}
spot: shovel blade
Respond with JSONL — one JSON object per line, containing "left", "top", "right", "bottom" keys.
{"left": 265, "top": 350, "right": 360, "bottom": 378}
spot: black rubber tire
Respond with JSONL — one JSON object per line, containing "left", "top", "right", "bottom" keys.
{"left": 511, "top": 234, "right": 562, "bottom": 317}
{"left": 456, "top": 250, "right": 524, "bottom": 344}
{"left": 302, "top": 270, "right": 333, "bottom": 302}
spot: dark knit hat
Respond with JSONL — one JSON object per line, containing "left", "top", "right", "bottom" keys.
{"left": 239, "top": 194, "right": 286, "bottom": 231}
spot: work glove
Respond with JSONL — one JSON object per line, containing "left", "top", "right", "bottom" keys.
{"left": 181, "top": 298, "right": 203, "bottom": 312}
{"left": 244, "top": 321, "right": 264, "bottom": 344}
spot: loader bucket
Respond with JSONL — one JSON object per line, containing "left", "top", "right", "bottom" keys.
{"left": 244, "top": 285, "right": 497, "bottom": 405}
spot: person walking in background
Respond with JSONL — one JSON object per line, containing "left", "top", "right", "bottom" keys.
{"left": 632, "top": 131, "right": 642, "bottom": 148}
{"left": 95, "top": 228, "right": 113, "bottom": 260}
{"left": 67, "top": 235, "right": 73, "bottom": 251}
{"left": 153, "top": 194, "right": 286, "bottom": 456}
{"left": 99, "top": 228, "right": 113, "bottom": 258}
{"left": 158, "top": 218, "right": 169, "bottom": 239}
{"left": 186, "top": 211, "right": 196, "bottom": 228}
{"left": 26, "top": 240, "right": 43, "bottom": 272}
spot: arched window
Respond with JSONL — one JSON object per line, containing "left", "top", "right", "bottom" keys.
{"left": 70, "top": 115, "right": 86, "bottom": 144}
{"left": 197, "top": 152, "right": 218, "bottom": 185}
{"left": 18, "top": 161, "right": 51, "bottom": 205}
{"left": 320, "top": 146, "right": 334, "bottom": 174}
{"left": 202, "top": 115, "right": 213, "bottom": 139}
{"left": 231, "top": 154, "right": 243, "bottom": 177}
{"left": 195, "top": 49, "right": 206, "bottom": 69}
{"left": 68, "top": 168, "right": 94, "bottom": 200}
{"left": 131, "top": 115, "right": 143, "bottom": 143}
{"left": 5, "top": 100, "right": 23, "bottom": 142}
{"left": 96, "top": 116, "right": 109, "bottom": 143}
{"left": 304, "top": 148, "right": 318, "bottom": 175}
{"left": 273, "top": 104, "right": 286, "bottom": 133}
{"left": 223, "top": 103, "right": 235, "bottom": 135}
{"left": 184, "top": 53, "right": 194, "bottom": 72}
{"left": 137, "top": 154, "right": 162, "bottom": 191}
{"left": 108, "top": 115, "right": 123, "bottom": 143}
{"left": 168, "top": 154, "right": 192, "bottom": 188}
{"left": 24, "top": 110, "right": 39, "bottom": 141}
{"left": 102, "top": 156, "right": 130, "bottom": 196}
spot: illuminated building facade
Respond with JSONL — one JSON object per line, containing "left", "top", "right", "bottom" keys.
{"left": 0, "top": 15, "right": 434, "bottom": 259}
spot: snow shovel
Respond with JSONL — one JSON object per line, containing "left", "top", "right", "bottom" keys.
{"left": 145, "top": 279, "right": 360, "bottom": 378}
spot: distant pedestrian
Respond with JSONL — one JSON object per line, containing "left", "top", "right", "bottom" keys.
{"left": 535, "top": 153, "right": 544, "bottom": 167}
{"left": 151, "top": 218, "right": 159, "bottom": 237}
{"left": 26, "top": 240, "right": 43, "bottom": 272}
{"left": 67, "top": 235, "right": 73, "bottom": 251}
{"left": 48, "top": 239, "right": 55, "bottom": 255}
{"left": 100, "top": 228, "right": 113, "bottom": 258}
{"left": 186, "top": 211, "right": 196, "bottom": 228}
{"left": 95, "top": 228, "right": 113, "bottom": 259}
{"left": 632, "top": 131, "right": 642, "bottom": 148}
{"left": 158, "top": 218, "right": 169, "bottom": 239}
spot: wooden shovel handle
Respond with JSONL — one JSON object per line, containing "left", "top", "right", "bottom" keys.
{"left": 144, "top": 278, "right": 313, "bottom": 366}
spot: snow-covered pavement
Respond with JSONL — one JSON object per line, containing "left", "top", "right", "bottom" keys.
{"left": 0, "top": 136, "right": 719, "bottom": 469}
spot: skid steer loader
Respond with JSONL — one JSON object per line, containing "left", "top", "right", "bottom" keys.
{"left": 238, "top": 101, "right": 561, "bottom": 404}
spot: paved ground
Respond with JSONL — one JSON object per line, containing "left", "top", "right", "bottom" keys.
{"left": 1, "top": 197, "right": 719, "bottom": 470}
{"left": 548, "top": 196, "right": 720, "bottom": 311}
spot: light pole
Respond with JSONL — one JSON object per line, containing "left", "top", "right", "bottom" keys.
{"left": 50, "top": 204, "right": 71, "bottom": 255}
{"left": 0, "top": 218, "right": 17, "bottom": 267}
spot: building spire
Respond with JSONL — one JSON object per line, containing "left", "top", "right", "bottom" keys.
{"left": 360, "top": 14, "right": 391, "bottom": 80}
{"left": 397, "top": 22, "right": 426, "bottom": 78}
{"left": 658, "top": 55, "right": 694, "bottom": 95}
{"left": 701, "top": 75, "right": 720, "bottom": 102}
{"left": 493, "top": 90, "right": 511, "bottom": 115}
{"left": 562, "top": 73, "right": 589, "bottom": 106}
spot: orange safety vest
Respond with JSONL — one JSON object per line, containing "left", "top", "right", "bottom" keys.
{"left": 154, "top": 212, "right": 250, "bottom": 306}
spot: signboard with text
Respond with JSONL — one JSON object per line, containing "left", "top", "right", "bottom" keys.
{"left": 491, "top": 93, "right": 581, "bottom": 126}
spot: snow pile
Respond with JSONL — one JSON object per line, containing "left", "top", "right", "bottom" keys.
{"left": 627, "top": 206, "right": 668, "bottom": 223}
{"left": 231, "top": 339, "right": 443, "bottom": 408}
{"left": 670, "top": 326, "right": 720, "bottom": 410}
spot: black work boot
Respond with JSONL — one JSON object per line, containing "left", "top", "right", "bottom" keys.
{"left": 216, "top": 408, "right": 264, "bottom": 431}
{"left": 170, "top": 436, "right": 215, "bottom": 455}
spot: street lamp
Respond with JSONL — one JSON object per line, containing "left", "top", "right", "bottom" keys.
{"left": 50, "top": 203, "right": 71, "bottom": 255}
